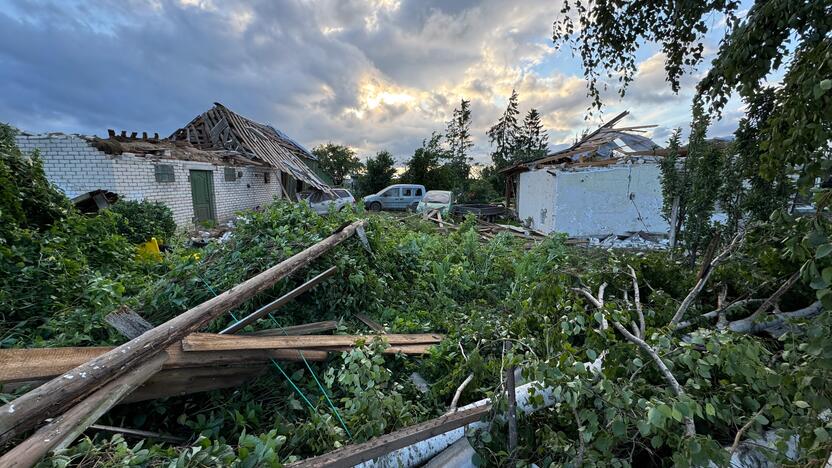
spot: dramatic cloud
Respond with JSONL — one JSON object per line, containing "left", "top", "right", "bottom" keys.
{"left": 0, "top": 0, "right": 743, "bottom": 165}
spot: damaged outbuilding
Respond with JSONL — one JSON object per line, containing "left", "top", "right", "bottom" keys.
{"left": 501, "top": 111, "right": 674, "bottom": 239}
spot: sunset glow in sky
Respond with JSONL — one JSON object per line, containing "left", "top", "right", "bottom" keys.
{"left": 0, "top": 0, "right": 748, "bottom": 165}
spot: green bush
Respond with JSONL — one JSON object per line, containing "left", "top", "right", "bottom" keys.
{"left": 109, "top": 200, "right": 176, "bottom": 244}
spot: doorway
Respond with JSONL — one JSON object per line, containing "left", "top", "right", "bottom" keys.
{"left": 189, "top": 170, "right": 216, "bottom": 224}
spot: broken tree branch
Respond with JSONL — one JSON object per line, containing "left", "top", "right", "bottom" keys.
{"left": 572, "top": 282, "right": 608, "bottom": 329}
{"left": 220, "top": 266, "right": 338, "bottom": 334}
{"left": 611, "top": 321, "right": 695, "bottom": 437}
{"left": 449, "top": 374, "right": 474, "bottom": 413}
{"left": 669, "top": 231, "right": 743, "bottom": 329}
{"left": 0, "top": 220, "right": 366, "bottom": 444}
{"left": 287, "top": 404, "right": 491, "bottom": 467}
{"left": 0, "top": 353, "right": 167, "bottom": 467}
{"left": 727, "top": 301, "right": 823, "bottom": 336}
{"left": 627, "top": 265, "right": 645, "bottom": 339}
{"left": 730, "top": 406, "right": 766, "bottom": 455}
{"left": 744, "top": 271, "right": 801, "bottom": 324}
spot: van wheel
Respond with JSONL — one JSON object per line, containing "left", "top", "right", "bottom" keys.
{"left": 369, "top": 202, "right": 382, "bottom": 212}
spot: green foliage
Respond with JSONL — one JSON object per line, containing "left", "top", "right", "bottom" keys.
{"left": 458, "top": 177, "right": 501, "bottom": 204}
{"left": 401, "top": 133, "right": 455, "bottom": 190}
{"left": 487, "top": 89, "right": 521, "bottom": 171}
{"left": 311, "top": 143, "right": 363, "bottom": 186}
{"left": 444, "top": 99, "right": 474, "bottom": 191}
{"left": 108, "top": 200, "right": 176, "bottom": 244}
{"left": 659, "top": 102, "right": 726, "bottom": 262}
{"left": 356, "top": 150, "right": 397, "bottom": 197}
{"left": 515, "top": 108, "right": 549, "bottom": 162}
{"left": 3, "top": 124, "right": 829, "bottom": 465}
{"left": 552, "top": 0, "right": 830, "bottom": 193}
{"left": 0, "top": 131, "right": 150, "bottom": 346}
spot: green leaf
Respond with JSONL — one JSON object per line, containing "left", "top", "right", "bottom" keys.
{"left": 705, "top": 403, "right": 716, "bottom": 417}
{"left": 814, "top": 427, "right": 829, "bottom": 443}
{"left": 671, "top": 408, "right": 683, "bottom": 422}
{"left": 612, "top": 419, "right": 626, "bottom": 437}
{"left": 794, "top": 400, "right": 810, "bottom": 409}
{"left": 816, "top": 244, "right": 832, "bottom": 259}
{"left": 821, "top": 79, "right": 832, "bottom": 91}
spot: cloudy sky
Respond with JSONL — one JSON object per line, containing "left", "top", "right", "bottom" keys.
{"left": 0, "top": 0, "right": 747, "bottom": 165}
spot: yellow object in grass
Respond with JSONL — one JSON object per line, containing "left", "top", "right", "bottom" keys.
{"left": 137, "top": 237, "right": 162, "bottom": 261}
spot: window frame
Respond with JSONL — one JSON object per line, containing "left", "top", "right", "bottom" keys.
{"left": 154, "top": 164, "right": 175, "bottom": 183}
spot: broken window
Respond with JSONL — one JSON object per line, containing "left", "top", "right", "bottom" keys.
{"left": 154, "top": 164, "right": 175, "bottom": 183}
{"left": 224, "top": 167, "right": 238, "bottom": 182}
{"left": 263, "top": 172, "right": 270, "bottom": 184}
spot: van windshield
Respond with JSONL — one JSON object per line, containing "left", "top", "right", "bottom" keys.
{"left": 423, "top": 191, "right": 451, "bottom": 203}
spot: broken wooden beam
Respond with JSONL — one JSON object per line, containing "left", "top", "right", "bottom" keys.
{"left": 0, "top": 345, "right": 328, "bottom": 384}
{"left": 354, "top": 313, "right": 385, "bottom": 333}
{"left": 0, "top": 353, "right": 167, "bottom": 468}
{"left": 287, "top": 404, "right": 491, "bottom": 467}
{"left": 245, "top": 320, "right": 338, "bottom": 337}
{"left": 104, "top": 307, "right": 153, "bottom": 339}
{"left": 220, "top": 266, "right": 338, "bottom": 334}
{"left": 181, "top": 333, "right": 443, "bottom": 352}
{"left": 311, "top": 344, "right": 434, "bottom": 355}
{"left": 0, "top": 220, "right": 366, "bottom": 444}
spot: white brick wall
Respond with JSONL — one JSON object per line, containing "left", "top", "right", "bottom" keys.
{"left": 16, "top": 134, "right": 285, "bottom": 229}
{"left": 16, "top": 134, "right": 116, "bottom": 199}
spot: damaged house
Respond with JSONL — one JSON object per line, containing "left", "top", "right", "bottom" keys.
{"left": 501, "top": 111, "right": 671, "bottom": 240}
{"left": 15, "top": 103, "right": 330, "bottom": 227}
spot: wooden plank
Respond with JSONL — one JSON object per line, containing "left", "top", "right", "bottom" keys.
{"left": 0, "top": 353, "right": 167, "bottom": 468}
{"left": 354, "top": 313, "right": 385, "bottom": 333}
{"left": 314, "top": 344, "right": 434, "bottom": 355}
{"left": 287, "top": 404, "right": 491, "bottom": 467}
{"left": 124, "top": 365, "right": 269, "bottom": 403}
{"left": 104, "top": 307, "right": 153, "bottom": 339}
{"left": 246, "top": 320, "right": 338, "bottom": 337}
{"left": 220, "top": 266, "right": 338, "bottom": 334}
{"left": 0, "top": 346, "right": 328, "bottom": 384}
{"left": 181, "top": 333, "right": 443, "bottom": 352}
{"left": 0, "top": 221, "right": 365, "bottom": 444}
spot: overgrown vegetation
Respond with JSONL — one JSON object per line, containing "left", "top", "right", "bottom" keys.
{"left": 109, "top": 200, "right": 176, "bottom": 245}
{"left": 2, "top": 125, "right": 831, "bottom": 465}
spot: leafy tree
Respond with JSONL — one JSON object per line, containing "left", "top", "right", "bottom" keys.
{"left": 444, "top": 99, "right": 473, "bottom": 189}
{"left": 401, "top": 133, "right": 454, "bottom": 190}
{"left": 718, "top": 88, "right": 793, "bottom": 232}
{"left": 552, "top": 0, "right": 831, "bottom": 190}
{"left": 660, "top": 101, "right": 725, "bottom": 264}
{"left": 357, "top": 150, "right": 397, "bottom": 196}
{"left": 311, "top": 143, "right": 363, "bottom": 186}
{"left": 515, "top": 108, "right": 549, "bottom": 162}
{"left": 487, "top": 89, "right": 521, "bottom": 171}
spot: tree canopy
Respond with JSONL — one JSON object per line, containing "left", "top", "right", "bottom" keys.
{"left": 357, "top": 150, "right": 397, "bottom": 196}
{"left": 312, "top": 143, "right": 363, "bottom": 186}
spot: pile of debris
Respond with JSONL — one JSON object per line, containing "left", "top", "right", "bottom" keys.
{"left": 420, "top": 210, "right": 548, "bottom": 248}
{"left": 569, "top": 231, "right": 670, "bottom": 250}
{"left": 0, "top": 220, "right": 447, "bottom": 467}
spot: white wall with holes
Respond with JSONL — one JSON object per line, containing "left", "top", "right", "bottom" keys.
{"left": 518, "top": 162, "right": 669, "bottom": 237}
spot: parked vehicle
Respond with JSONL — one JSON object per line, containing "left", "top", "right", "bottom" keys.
{"left": 302, "top": 188, "right": 355, "bottom": 214}
{"left": 364, "top": 184, "right": 426, "bottom": 212}
{"left": 416, "top": 190, "right": 453, "bottom": 214}
{"left": 417, "top": 190, "right": 506, "bottom": 221}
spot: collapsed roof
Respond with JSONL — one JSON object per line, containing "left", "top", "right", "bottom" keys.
{"left": 501, "top": 110, "right": 665, "bottom": 173}
{"left": 170, "top": 103, "right": 330, "bottom": 192}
